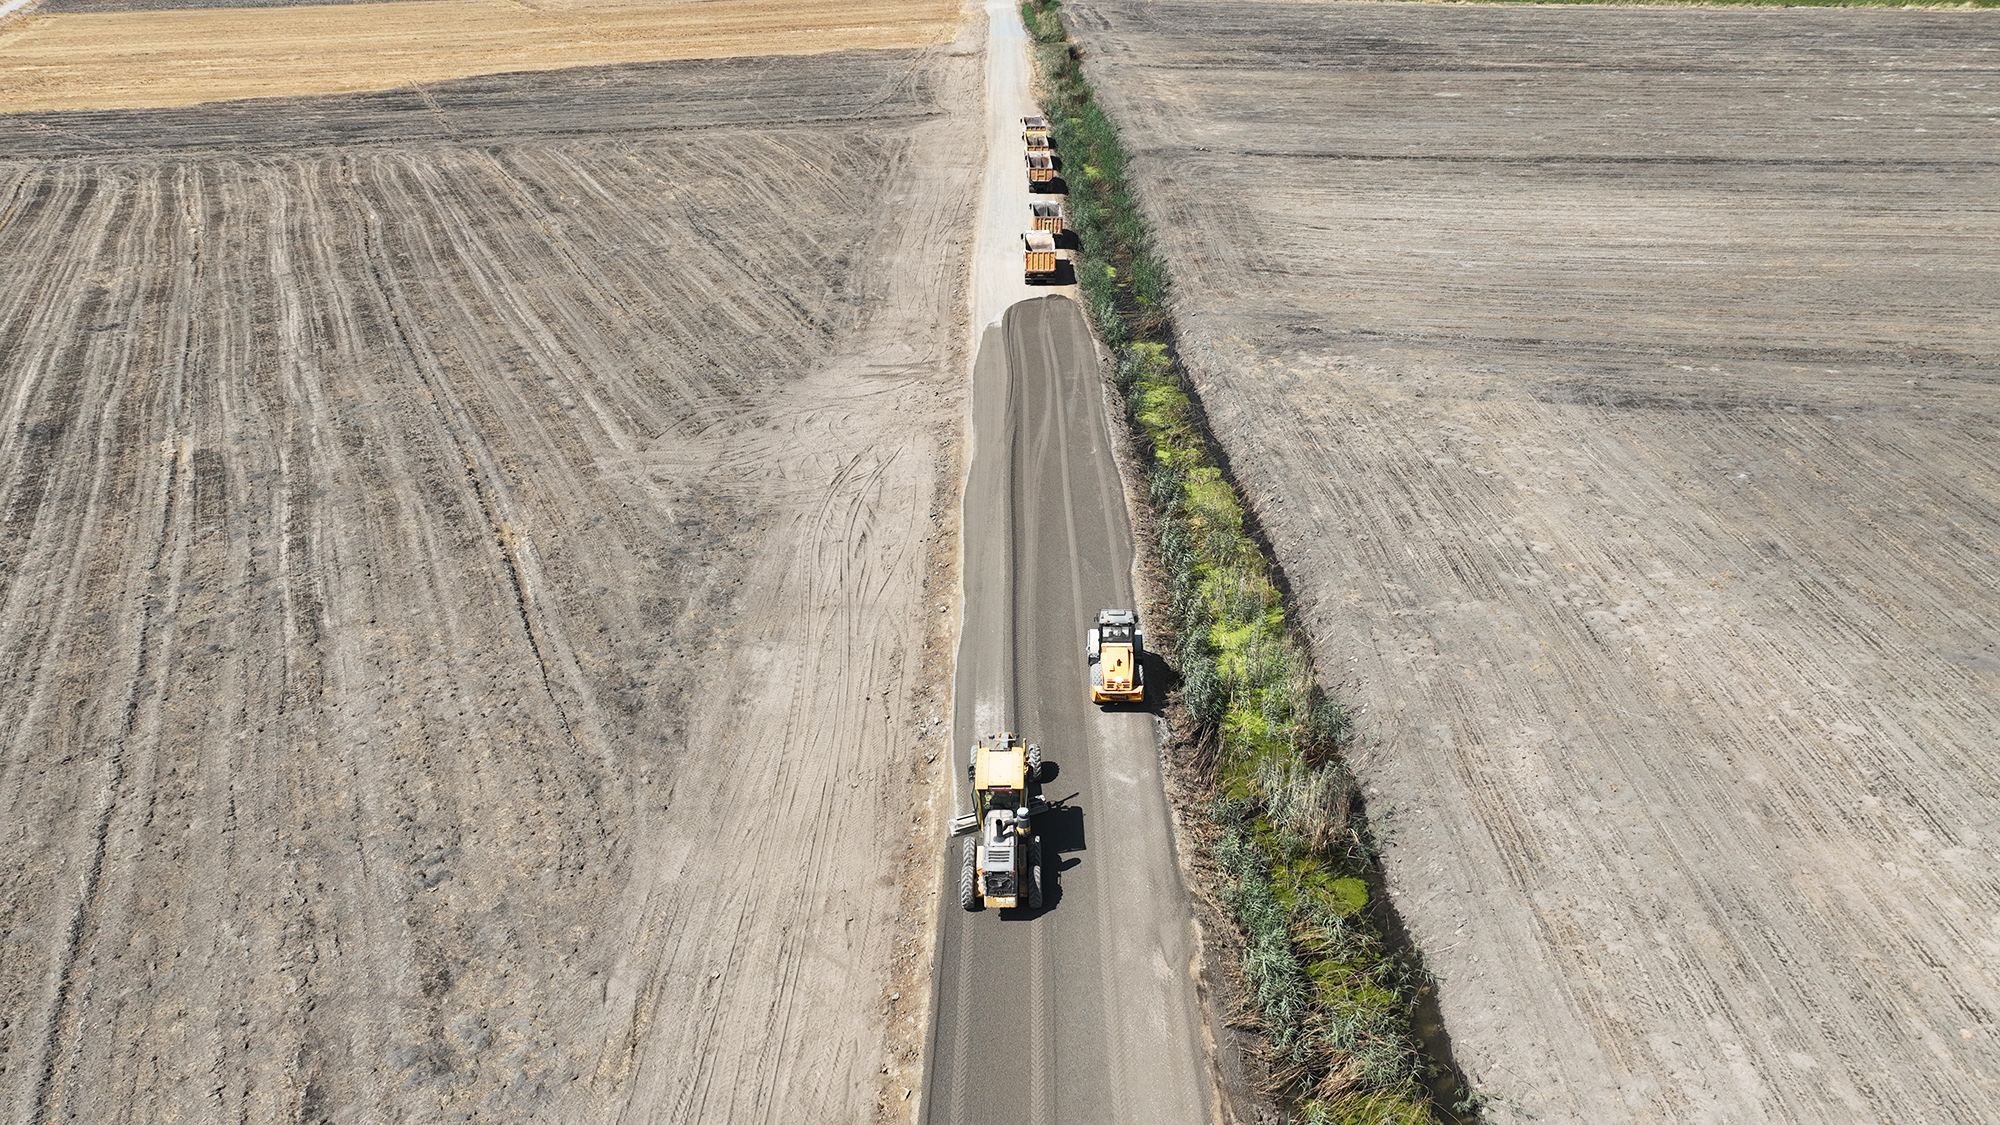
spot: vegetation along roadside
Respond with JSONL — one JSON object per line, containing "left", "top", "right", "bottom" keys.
{"left": 1021, "top": 2, "right": 1474, "bottom": 1121}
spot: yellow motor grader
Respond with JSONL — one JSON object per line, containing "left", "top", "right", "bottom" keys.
{"left": 951, "top": 732, "right": 1047, "bottom": 911}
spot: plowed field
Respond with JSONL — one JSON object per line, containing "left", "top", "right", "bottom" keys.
{"left": 0, "top": 45, "right": 976, "bottom": 1123}
{"left": 1067, "top": 3, "right": 2000, "bottom": 1122}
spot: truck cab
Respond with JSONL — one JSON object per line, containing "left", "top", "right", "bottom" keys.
{"left": 1087, "top": 609, "right": 1145, "bottom": 705}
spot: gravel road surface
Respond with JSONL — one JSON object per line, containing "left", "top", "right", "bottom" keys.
{"left": 0, "top": 45, "right": 977, "bottom": 1124}
{"left": 924, "top": 297, "right": 1211, "bottom": 1125}
{"left": 964, "top": 0, "right": 1064, "bottom": 335}
{"left": 1067, "top": 3, "right": 2000, "bottom": 1122}
{"left": 919, "top": 7, "right": 1211, "bottom": 1119}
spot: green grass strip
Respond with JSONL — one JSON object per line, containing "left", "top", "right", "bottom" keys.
{"left": 1020, "top": 3, "right": 1464, "bottom": 1121}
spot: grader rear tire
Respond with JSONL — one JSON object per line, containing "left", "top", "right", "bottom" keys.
{"left": 1026, "top": 743, "right": 1043, "bottom": 782}
{"left": 959, "top": 839, "right": 979, "bottom": 911}
{"left": 1028, "top": 839, "right": 1045, "bottom": 909}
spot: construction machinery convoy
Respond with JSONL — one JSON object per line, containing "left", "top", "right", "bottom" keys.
{"left": 953, "top": 109, "right": 1090, "bottom": 917}
{"left": 1087, "top": 609, "right": 1145, "bottom": 705}
{"left": 1020, "top": 114, "right": 1065, "bottom": 282}
{"left": 954, "top": 733, "right": 1048, "bottom": 910}
{"left": 948, "top": 608, "right": 1150, "bottom": 914}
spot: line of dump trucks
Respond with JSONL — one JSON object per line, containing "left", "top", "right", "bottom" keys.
{"left": 1020, "top": 115, "right": 1065, "bottom": 284}
{"left": 956, "top": 117, "right": 1144, "bottom": 912}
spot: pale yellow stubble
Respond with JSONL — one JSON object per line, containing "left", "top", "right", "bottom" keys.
{"left": 0, "top": 0, "right": 962, "bottom": 112}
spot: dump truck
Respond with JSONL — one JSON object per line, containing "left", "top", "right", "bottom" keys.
{"left": 1022, "top": 230, "right": 1059, "bottom": 284}
{"left": 1087, "top": 609, "right": 1145, "bottom": 704}
{"left": 1022, "top": 114, "right": 1050, "bottom": 143}
{"left": 1025, "top": 151, "right": 1056, "bottom": 185}
{"left": 952, "top": 732, "right": 1046, "bottom": 911}
{"left": 1029, "top": 198, "right": 1067, "bottom": 235}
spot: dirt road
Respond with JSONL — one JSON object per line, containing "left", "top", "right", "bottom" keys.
{"left": 1067, "top": 3, "right": 2000, "bottom": 1121}
{"left": 918, "top": 6, "right": 1209, "bottom": 1118}
{"left": 0, "top": 45, "right": 977, "bottom": 1123}
{"left": 966, "top": 0, "right": 1069, "bottom": 335}
{"left": 0, "top": 0, "right": 961, "bottom": 111}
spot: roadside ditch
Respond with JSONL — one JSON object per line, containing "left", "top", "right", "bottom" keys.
{"left": 1020, "top": 2, "right": 1478, "bottom": 1121}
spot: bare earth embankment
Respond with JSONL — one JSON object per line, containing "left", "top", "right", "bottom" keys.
{"left": 1065, "top": 2, "right": 2000, "bottom": 1121}
{"left": 0, "top": 43, "right": 975, "bottom": 1124}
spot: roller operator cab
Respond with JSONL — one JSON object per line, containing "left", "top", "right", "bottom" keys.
{"left": 952, "top": 733, "right": 1046, "bottom": 911}
{"left": 1087, "top": 609, "right": 1145, "bottom": 705}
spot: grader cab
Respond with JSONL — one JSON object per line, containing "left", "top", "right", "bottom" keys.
{"left": 952, "top": 733, "right": 1047, "bottom": 911}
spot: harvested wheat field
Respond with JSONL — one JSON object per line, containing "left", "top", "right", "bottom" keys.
{"left": 0, "top": 42, "right": 976, "bottom": 1124}
{"left": 1066, "top": 2, "right": 2000, "bottom": 1122}
{"left": 0, "top": 0, "right": 961, "bottom": 111}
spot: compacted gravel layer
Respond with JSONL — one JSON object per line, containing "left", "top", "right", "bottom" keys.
{"left": 0, "top": 45, "right": 977, "bottom": 1124}
{"left": 1065, "top": 3, "right": 2000, "bottom": 1122}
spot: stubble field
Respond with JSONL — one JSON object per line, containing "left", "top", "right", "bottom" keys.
{"left": 0, "top": 0, "right": 960, "bottom": 111}
{"left": 1066, "top": 2, "right": 2000, "bottom": 1122}
{"left": 0, "top": 43, "right": 975, "bottom": 1124}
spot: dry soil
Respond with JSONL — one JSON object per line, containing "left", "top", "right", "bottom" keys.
{"left": 1066, "top": 2, "right": 2000, "bottom": 1122}
{"left": 0, "top": 0, "right": 961, "bottom": 111}
{"left": 0, "top": 43, "right": 978, "bottom": 1124}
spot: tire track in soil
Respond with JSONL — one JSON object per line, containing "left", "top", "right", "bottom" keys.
{"left": 0, "top": 46, "right": 977, "bottom": 1124}
{"left": 1068, "top": 3, "right": 2000, "bottom": 1121}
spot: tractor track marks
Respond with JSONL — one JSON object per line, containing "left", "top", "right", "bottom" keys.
{"left": 0, "top": 47, "right": 978, "bottom": 1123}
{"left": 1069, "top": 3, "right": 2000, "bottom": 1122}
